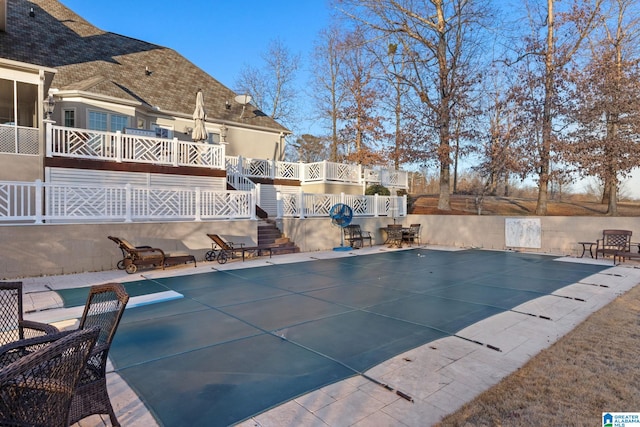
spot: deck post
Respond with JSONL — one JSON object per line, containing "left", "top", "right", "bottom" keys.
{"left": 172, "top": 138, "right": 179, "bottom": 167}
{"left": 34, "top": 179, "right": 43, "bottom": 224}
{"left": 298, "top": 188, "right": 305, "bottom": 219}
{"left": 115, "top": 131, "right": 122, "bottom": 162}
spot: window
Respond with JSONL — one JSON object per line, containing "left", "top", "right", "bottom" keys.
{"left": 110, "top": 114, "right": 128, "bottom": 132}
{"left": 88, "top": 111, "right": 107, "bottom": 131}
{"left": 151, "top": 123, "right": 173, "bottom": 139}
{"left": 0, "top": 78, "right": 15, "bottom": 124}
{"left": 209, "top": 132, "right": 220, "bottom": 144}
{"left": 88, "top": 111, "right": 129, "bottom": 132}
{"left": 63, "top": 110, "right": 75, "bottom": 127}
{"left": 0, "top": 78, "right": 38, "bottom": 127}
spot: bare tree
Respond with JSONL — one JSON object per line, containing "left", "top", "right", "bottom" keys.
{"left": 337, "top": 0, "right": 492, "bottom": 210}
{"left": 477, "top": 68, "right": 522, "bottom": 197}
{"left": 338, "top": 29, "right": 388, "bottom": 165}
{"left": 310, "top": 27, "right": 347, "bottom": 162}
{"left": 508, "top": 0, "right": 603, "bottom": 215}
{"left": 564, "top": 0, "right": 640, "bottom": 215}
{"left": 235, "top": 39, "right": 301, "bottom": 127}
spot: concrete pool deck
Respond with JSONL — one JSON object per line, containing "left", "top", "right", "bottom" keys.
{"left": 18, "top": 245, "right": 640, "bottom": 427}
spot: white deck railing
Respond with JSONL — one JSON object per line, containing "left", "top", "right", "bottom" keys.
{"left": 44, "top": 124, "right": 408, "bottom": 188}
{"left": 277, "top": 192, "right": 406, "bottom": 219}
{"left": 0, "top": 180, "right": 255, "bottom": 224}
{"left": 47, "top": 124, "right": 226, "bottom": 169}
{"left": 224, "top": 156, "right": 408, "bottom": 188}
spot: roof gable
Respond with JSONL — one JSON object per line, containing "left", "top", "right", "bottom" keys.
{"left": 0, "top": 0, "right": 288, "bottom": 132}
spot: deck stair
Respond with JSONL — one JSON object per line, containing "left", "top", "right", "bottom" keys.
{"left": 258, "top": 220, "right": 299, "bottom": 255}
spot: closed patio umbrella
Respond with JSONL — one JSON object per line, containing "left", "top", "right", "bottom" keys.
{"left": 192, "top": 89, "right": 208, "bottom": 142}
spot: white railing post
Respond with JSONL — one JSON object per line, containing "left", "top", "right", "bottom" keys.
{"left": 218, "top": 144, "right": 226, "bottom": 169}
{"left": 45, "top": 122, "right": 53, "bottom": 157}
{"left": 172, "top": 137, "right": 179, "bottom": 167}
{"left": 271, "top": 159, "right": 276, "bottom": 179}
{"left": 402, "top": 194, "right": 407, "bottom": 216}
{"left": 34, "top": 179, "right": 43, "bottom": 224}
{"left": 374, "top": 193, "right": 379, "bottom": 217}
{"left": 238, "top": 156, "right": 244, "bottom": 176}
{"left": 340, "top": 192, "right": 345, "bottom": 205}
{"left": 124, "top": 183, "right": 132, "bottom": 222}
{"left": 250, "top": 189, "right": 257, "bottom": 220}
{"left": 195, "top": 187, "right": 202, "bottom": 221}
{"left": 255, "top": 183, "right": 261, "bottom": 208}
{"left": 298, "top": 188, "right": 305, "bottom": 219}
{"left": 323, "top": 160, "right": 328, "bottom": 181}
{"left": 115, "top": 131, "right": 123, "bottom": 162}
{"left": 276, "top": 191, "right": 282, "bottom": 219}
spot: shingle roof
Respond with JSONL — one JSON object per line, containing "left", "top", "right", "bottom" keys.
{"left": 0, "top": 0, "right": 288, "bottom": 132}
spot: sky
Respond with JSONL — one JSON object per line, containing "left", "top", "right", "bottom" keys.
{"left": 60, "top": 0, "right": 333, "bottom": 133}
{"left": 59, "top": 0, "right": 639, "bottom": 198}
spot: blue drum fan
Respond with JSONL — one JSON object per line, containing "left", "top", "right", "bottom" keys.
{"left": 329, "top": 203, "right": 353, "bottom": 251}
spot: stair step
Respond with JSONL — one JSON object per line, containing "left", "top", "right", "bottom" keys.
{"left": 257, "top": 220, "right": 300, "bottom": 255}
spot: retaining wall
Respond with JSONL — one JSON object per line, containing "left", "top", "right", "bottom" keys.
{"left": 2, "top": 215, "right": 639, "bottom": 279}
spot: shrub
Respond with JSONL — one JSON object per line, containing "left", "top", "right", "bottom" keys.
{"left": 365, "top": 184, "right": 390, "bottom": 196}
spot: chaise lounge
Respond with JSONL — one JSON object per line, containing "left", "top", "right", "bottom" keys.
{"left": 108, "top": 236, "right": 196, "bottom": 274}
{"left": 205, "top": 233, "right": 273, "bottom": 264}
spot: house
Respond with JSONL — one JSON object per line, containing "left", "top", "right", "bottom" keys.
{"left": 0, "top": 0, "right": 290, "bottom": 182}
{"left": 0, "top": 0, "right": 407, "bottom": 220}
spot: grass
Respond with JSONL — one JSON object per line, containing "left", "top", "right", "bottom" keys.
{"left": 412, "top": 195, "right": 640, "bottom": 216}
{"left": 436, "top": 282, "right": 640, "bottom": 426}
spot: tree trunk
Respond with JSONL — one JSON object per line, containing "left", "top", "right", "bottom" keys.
{"left": 438, "top": 160, "right": 451, "bottom": 210}
{"left": 601, "top": 177, "right": 610, "bottom": 204}
{"left": 606, "top": 179, "right": 618, "bottom": 215}
{"left": 394, "top": 73, "right": 401, "bottom": 170}
{"left": 436, "top": 0, "right": 451, "bottom": 210}
{"left": 535, "top": 0, "right": 554, "bottom": 216}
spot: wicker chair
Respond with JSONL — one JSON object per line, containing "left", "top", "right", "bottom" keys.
{"left": 0, "top": 281, "right": 59, "bottom": 346}
{"left": 68, "top": 283, "right": 130, "bottom": 427}
{"left": 0, "top": 328, "right": 99, "bottom": 427}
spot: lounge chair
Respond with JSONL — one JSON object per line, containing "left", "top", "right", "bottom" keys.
{"left": 68, "top": 283, "right": 130, "bottom": 427}
{"left": 0, "top": 281, "right": 58, "bottom": 346}
{"left": 0, "top": 328, "right": 99, "bottom": 427}
{"left": 112, "top": 241, "right": 152, "bottom": 270}
{"left": 108, "top": 236, "right": 196, "bottom": 274}
{"left": 205, "top": 233, "right": 273, "bottom": 264}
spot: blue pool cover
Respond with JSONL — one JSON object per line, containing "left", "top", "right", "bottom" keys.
{"left": 108, "top": 249, "right": 607, "bottom": 426}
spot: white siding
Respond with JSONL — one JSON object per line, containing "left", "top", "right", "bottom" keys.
{"left": 46, "top": 168, "right": 226, "bottom": 190}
